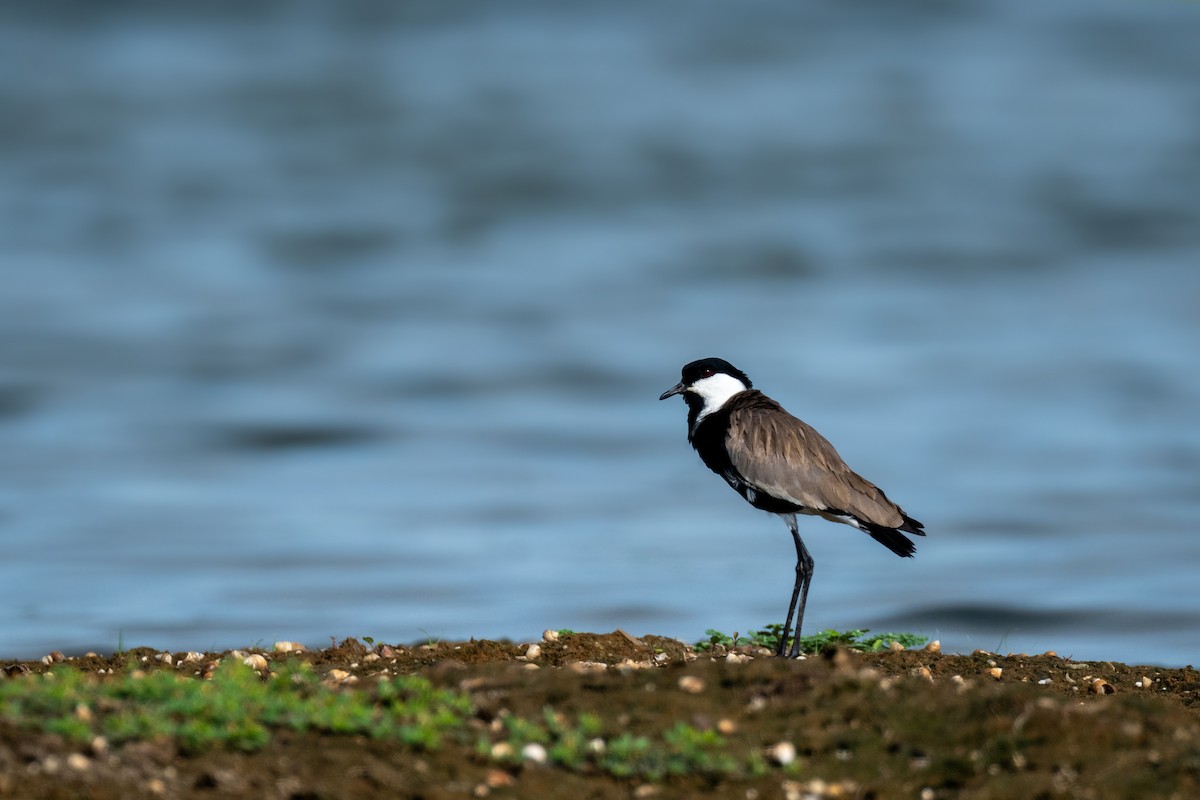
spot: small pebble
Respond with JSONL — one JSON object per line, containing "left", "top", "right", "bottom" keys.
{"left": 988, "top": 667, "right": 1003, "bottom": 680}
{"left": 925, "top": 640, "right": 941, "bottom": 654}
{"left": 766, "top": 741, "right": 796, "bottom": 766}
{"left": 490, "top": 742, "right": 513, "bottom": 759}
{"left": 66, "top": 753, "right": 90, "bottom": 772}
{"left": 725, "top": 652, "right": 751, "bottom": 664}
{"left": 154, "top": 653, "right": 173, "bottom": 666}
{"left": 243, "top": 654, "right": 269, "bottom": 671}
{"left": 363, "top": 653, "right": 380, "bottom": 663}
{"left": 1136, "top": 676, "right": 1151, "bottom": 688}
{"left": 525, "top": 644, "right": 542, "bottom": 659}
{"left": 484, "top": 769, "right": 514, "bottom": 788}
{"left": 889, "top": 640, "right": 905, "bottom": 652}
{"left": 542, "top": 629, "right": 560, "bottom": 642}
{"left": 1089, "top": 678, "right": 1114, "bottom": 695}
{"left": 180, "top": 652, "right": 204, "bottom": 663}
{"left": 677, "top": 675, "right": 705, "bottom": 694}
{"left": 633, "top": 784, "right": 660, "bottom": 798}
{"left": 1043, "top": 650, "right": 1058, "bottom": 658}
{"left": 912, "top": 666, "right": 933, "bottom": 682}
{"left": 1037, "top": 678, "right": 1053, "bottom": 685}
{"left": 565, "top": 661, "right": 607, "bottom": 673}
{"left": 521, "top": 743, "right": 548, "bottom": 764}
{"left": 717, "top": 718, "right": 737, "bottom": 735}
{"left": 74, "top": 704, "right": 92, "bottom": 722}
{"left": 273, "top": 641, "right": 305, "bottom": 654}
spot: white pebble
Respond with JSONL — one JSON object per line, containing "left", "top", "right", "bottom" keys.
{"left": 521, "top": 743, "right": 548, "bottom": 764}
{"left": 766, "top": 741, "right": 797, "bottom": 766}
{"left": 525, "top": 644, "right": 542, "bottom": 659}
{"left": 542, "top": 629, "right": 560, "bottom": 642}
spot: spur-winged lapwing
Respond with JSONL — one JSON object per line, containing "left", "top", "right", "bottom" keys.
{"left": 660, "top": 357, "right": 924, "bottom": 658}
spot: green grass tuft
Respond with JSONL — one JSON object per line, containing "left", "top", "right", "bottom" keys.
{"left": 695, "top": 625, "right": 927, "bottom": 654}
{"left": 0, "top": 658, "right": 472, "bottom": 754}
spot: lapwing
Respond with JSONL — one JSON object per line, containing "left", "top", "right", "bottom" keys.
{"left": 659, "top": 357, "right": 924, "bottom": 657}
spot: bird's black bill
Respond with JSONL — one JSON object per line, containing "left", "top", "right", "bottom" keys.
{"left": 658, "top": 382, "right": 685, "bottom": 400}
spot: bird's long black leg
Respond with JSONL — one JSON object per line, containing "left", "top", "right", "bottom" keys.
{"left": 778, "top": 572, "right": 801, "bottom": 658}
{"left": 777, "top": 516, "right": 815, "bottom": 658}
{"left": 788, "top": 533, "right": 814, "bottom": 658}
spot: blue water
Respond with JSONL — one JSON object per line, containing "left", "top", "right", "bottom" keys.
{"left": 2, "top": 1, "right": 1198, "bottom": 666}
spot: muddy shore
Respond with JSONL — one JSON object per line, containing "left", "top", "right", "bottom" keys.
{"left": 2, "top": 631, "right": 1198, "bottom": 799}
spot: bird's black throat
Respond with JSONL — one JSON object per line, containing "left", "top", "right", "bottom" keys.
{"left": 686, "top": 396, "right": 807, "bottom": 516}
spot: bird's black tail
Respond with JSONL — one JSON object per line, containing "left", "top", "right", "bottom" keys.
{"left": 863, "top": 513, "right": 924, "bottom": 559}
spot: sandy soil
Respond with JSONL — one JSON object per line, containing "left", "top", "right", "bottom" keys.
{"left": 2, "top": 631, "right": 1198, "bottom": 799}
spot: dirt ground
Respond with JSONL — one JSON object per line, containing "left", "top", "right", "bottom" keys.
{"left": 3, "top": 631, "right": 1199, "bottom": 799}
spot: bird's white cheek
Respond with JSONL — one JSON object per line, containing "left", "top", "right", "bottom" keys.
{"left": 690, "top": 374, "right": 748, "bottom": 421}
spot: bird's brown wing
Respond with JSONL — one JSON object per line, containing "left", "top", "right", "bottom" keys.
{"left": 723, "top": 391, "right": 907, "bottom": 529}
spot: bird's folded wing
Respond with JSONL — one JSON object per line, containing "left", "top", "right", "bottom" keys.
{"left": 724, "top": 393, "right": 906, "bottom": 529}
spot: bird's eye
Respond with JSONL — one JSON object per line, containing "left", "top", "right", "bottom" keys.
{"left": 699, "top": 368, "right": 714, "bottom": 378}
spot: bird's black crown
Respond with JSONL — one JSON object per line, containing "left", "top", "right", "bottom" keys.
{"left": 678, "top": 358, "right": 752, "bottom": 389}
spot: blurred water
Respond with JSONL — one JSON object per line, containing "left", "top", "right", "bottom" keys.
{"left": 1, "top": 1, "right": 1198, "bottom": 665}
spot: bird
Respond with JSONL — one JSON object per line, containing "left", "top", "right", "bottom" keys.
{"left": 659, "top": 357, "right": 924, "bottom": 658}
